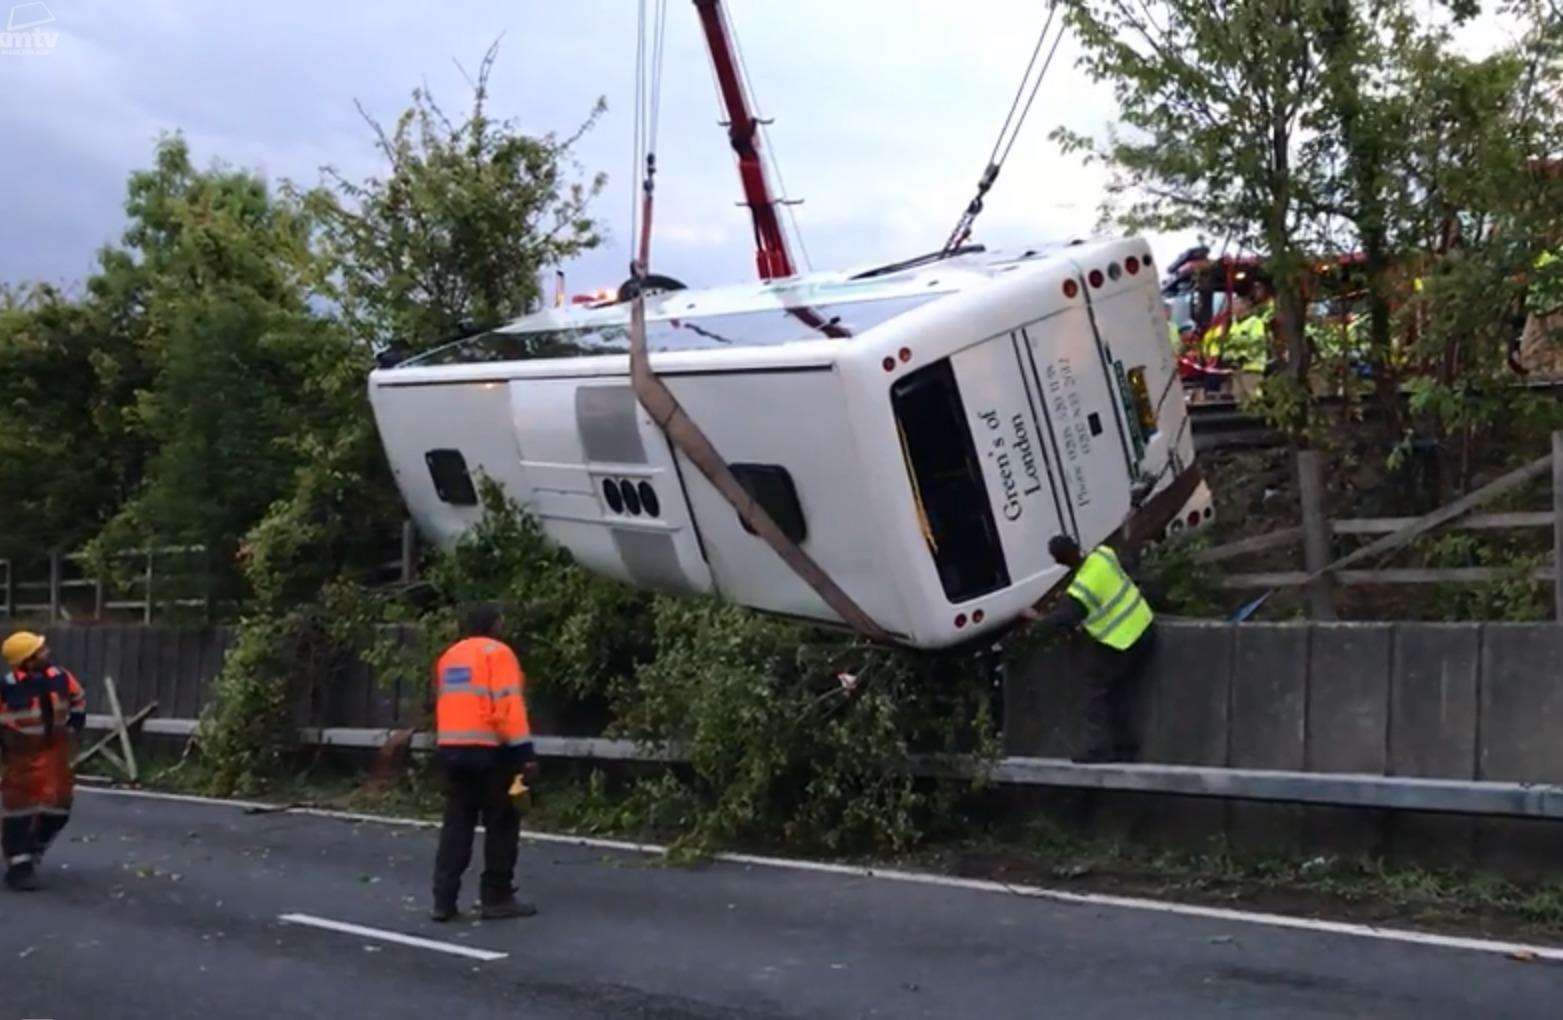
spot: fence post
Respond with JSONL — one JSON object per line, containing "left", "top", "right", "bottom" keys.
{"left": 48, "top": 551, "right": 62, "bottom": 623}
{"left": 401, "top": 520, "right": 418, "bottom": 583}
{"left": 1297, "top": 449, "right": 1338, "bottom": 621}
{"left": 143, "top": 548, "right": 154, "bottom": 625}
{"left": 1553, "top": 431, "right": 1563, "bottom": 621}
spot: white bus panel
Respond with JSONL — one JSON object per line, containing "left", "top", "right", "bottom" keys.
{"left": 368, "top": 239, "right": 1209, "bottom": 649}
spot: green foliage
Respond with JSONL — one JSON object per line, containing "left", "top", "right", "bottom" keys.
{"left": 1420, "top": 532, "right": 1550, "bottom": 622}
{"left": 0, "top": 284, "right": 142, "bottom": 563}
{"left": 304, "top": 41, "right": 606, "bottom": 353}
{"left": 1139, "top": 534, "right": 1226, "bottom": 618}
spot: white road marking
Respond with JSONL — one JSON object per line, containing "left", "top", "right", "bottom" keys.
{"left": 278, "top": 913, "right": 507, "bottom": 962}
{"left": 83, "top": 785, "right": 1563, "bottom": 963}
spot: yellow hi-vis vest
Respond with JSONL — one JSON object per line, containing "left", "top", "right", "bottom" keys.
{"left": 1066, "top": 546, "right": 1154, "bottom": 651}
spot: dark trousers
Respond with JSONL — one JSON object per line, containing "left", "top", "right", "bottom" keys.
{"left": 2, "top": 812, "right": 69, "bottom": 868}
{"left": 1083, "top": 624, "right": 1158, "bottom": 756}
{"left": 432, "top": 755, "right": 520, "bottom": 906}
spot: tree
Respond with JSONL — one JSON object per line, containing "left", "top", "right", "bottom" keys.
{"left": 1056, "top": 0, "right": 1348, "bottom": 421}
{"left": 237, "top": 45, "right": 610, "bottom": 610}
{"left": 83, "top": 137, "right": 342, "bottom": 601}
{"left": 0, "top": 284, "right": 141, "bottom": 564}
{"left": 305, "top": 41, "right": 607, "bottom": 355}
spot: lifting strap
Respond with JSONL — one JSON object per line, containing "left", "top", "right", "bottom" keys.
{"left": 627, "top": 0, "right": 890, "bottom": 644}
{"left": 626, "top": 295, "right": 896, "bottom": 644}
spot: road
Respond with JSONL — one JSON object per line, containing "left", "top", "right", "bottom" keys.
{"left": 0, "top": 789, "right": 1556, "bottom": 1019}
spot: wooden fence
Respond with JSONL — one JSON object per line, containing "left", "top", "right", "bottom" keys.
{"left": 1192, "top": 432, "right": 1563, "bottom": 619}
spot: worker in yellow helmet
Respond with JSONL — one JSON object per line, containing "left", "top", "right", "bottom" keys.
{"left": 1021, "top": 535, "right": 1157, "bottom": 763}
{"left": 1, "top": 631, "right": 86, "bottom": 892}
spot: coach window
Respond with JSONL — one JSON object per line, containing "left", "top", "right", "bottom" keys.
{"left": 425, "top": 449, "right": 479, "bottom": 506}
{"left": 730, "top": 464, "right": 807, "bottom": 544}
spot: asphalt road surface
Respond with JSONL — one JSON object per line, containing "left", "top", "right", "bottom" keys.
{"left": 0, "top": 789, "right": 1556, "bottom": 1019}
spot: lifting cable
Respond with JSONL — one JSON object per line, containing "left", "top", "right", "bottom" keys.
{"left": 943, "top": 5, "right": 1067, "bottom": 253}
{"left": 626, "top": 0, "right": 895, "bottom": 644}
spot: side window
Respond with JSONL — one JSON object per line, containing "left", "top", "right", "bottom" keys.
{"left": 425, "top": 449, "right": 478, "bottom": 506}
{"left": 730, "top": 464, "right": 807, "bottom": 544}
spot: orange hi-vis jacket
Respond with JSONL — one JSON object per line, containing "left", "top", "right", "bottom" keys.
{"left": 1, "top": 665, "right": 86, "bottom": 819}
{"left": 433, "top": 637, "right": 532, "bottom": 751}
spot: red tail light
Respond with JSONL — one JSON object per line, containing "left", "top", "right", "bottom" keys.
{"left": 1125, "top": 256, "right": 1140, "bottom": 275}
{"left": 882, "top": 357, "right": 896, "bottom": 372}
{"left": 898, "top": 347, "right": 912, "bottom": 363}
{"left": 954, "top": 613, "right": 968, "bottom": 629}
{"left": 1088, "top": 269, "right": 1104, "bottom": 288}
{"left": 1062, "top": 279, "right": 1079, "bottom": 299}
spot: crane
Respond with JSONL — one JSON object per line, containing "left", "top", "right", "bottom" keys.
{"left": 690, "top": 0, "right": 797, "bottom": 281}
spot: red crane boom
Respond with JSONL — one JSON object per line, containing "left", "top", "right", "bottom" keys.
{"left": 691, "top": 0, "right": 796, "bottom": 281}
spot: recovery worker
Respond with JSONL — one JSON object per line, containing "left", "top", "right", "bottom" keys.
{"left": 1, "top": 631, "right": 85, "bottom": 891}
{"left": 430, "top": 603, "right": 537, "bottom": 922}
{"left": 1021, "top": 536, "right": 1157, "bottom": 763}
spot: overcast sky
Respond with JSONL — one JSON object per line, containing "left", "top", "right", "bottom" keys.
{"left": 1, "top": 2, "right": 1517, "bottom": 298}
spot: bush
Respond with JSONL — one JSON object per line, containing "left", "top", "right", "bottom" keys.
{"left": 200, "top": 484, "right": 1000, "bottom": 851}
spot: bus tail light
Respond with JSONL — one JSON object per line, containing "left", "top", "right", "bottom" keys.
{"left": 972, "top": 609, "right": 985, "bottom": 624}
{"left": 882, "top": 356, "right": 896, "bottom": 372}
{"left": 954, "top": 613, "right": 968, "bottom": 629}
{"left": 1125, "top": 256, "right": 1140, "bottom": 275}
{"left": 1088, "top": 269, "right": 1104, "bottom": 288}
{"left": 898, "top": 347, "right": 912, "bottom": 363}
{"left": 1062, "top": 279, "right": 1079, "bottom": 299}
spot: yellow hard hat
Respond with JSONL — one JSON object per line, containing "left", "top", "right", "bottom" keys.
{"left": 2, "top": 631, "right": 45, "bottom": 669}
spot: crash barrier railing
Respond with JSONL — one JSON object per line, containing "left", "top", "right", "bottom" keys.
{"left": 80, "top": 716, "right": 1563, "bottom": 821}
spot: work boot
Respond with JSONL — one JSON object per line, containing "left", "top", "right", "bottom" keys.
{"left": 4, "top": 864, "right": 39, "bottom": 892}
{"left": 479, "top": 895, "right": 537, "bottom": 920}
{"left": 429, "top": 901, "right": 459, "bottom": 923}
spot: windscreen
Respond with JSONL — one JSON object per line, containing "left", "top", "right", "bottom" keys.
{"left": 406, "top": 293, "right": 943, "bottom": 367}
{"left": 891, "top": 359, "right": 1011, "bottom": 603}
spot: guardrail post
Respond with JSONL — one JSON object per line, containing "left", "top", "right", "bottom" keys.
{"left": 48, "top": 551, "right": 62, "bottom": 623}
{"left": 1296, "top": 449, "right": 1338, "bottom": 620}
{"left": 1553, "top": 431, "right": 1563, "bottom": 621}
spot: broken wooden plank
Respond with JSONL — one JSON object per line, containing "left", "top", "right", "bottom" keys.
{"left": 1304, "top": 453, "right": 1553, "bottom": 582}
{"left": 1192, "top": 527, "right": 1304, "bottom": 564}
{"left": 103, "top": 675, "right": 139, "bottom": 782}
{"left": 73, "top": 701, "right": 158, "bottom": 769}
{"left": 1331, "top": 511, "right": 1555, "bottom": 535}
{"left": 1220, "top": 566, "right": 1555, "bottom": 589}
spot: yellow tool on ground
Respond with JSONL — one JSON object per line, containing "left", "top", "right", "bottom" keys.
{"left": 508, "top": 773, "right": 532, "bottom": 813}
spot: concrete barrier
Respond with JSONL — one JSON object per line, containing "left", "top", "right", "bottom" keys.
{"left": 30, "top": 619, "right": 1563, "bottom": 795}
{"left": 1005, "top": 621, "right": 1563, "bottom": 787}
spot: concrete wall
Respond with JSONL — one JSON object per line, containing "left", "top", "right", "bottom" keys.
{"left": 38, "top": 620, "right": 1563, "bottom": 789}
{"left": 1005, "top": 622, "right": 1563, "bottom": 784}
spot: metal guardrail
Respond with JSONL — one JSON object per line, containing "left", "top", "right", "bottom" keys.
{"left": 84, "top": 717, "right": 1563, "bottom": 821}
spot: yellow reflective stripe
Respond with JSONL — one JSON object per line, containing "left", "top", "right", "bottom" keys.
{"left": 1086, "top": 575, "right": 1135, "bottom": 628}
{"left": 436, "top": 729, "right": 500, "bottom": 745}
{"left": 1099, "top": 590, "right": 1148, "bottom": 639}
{"left": 1067, "top": 583, "right": 1101, "bottom": 611}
